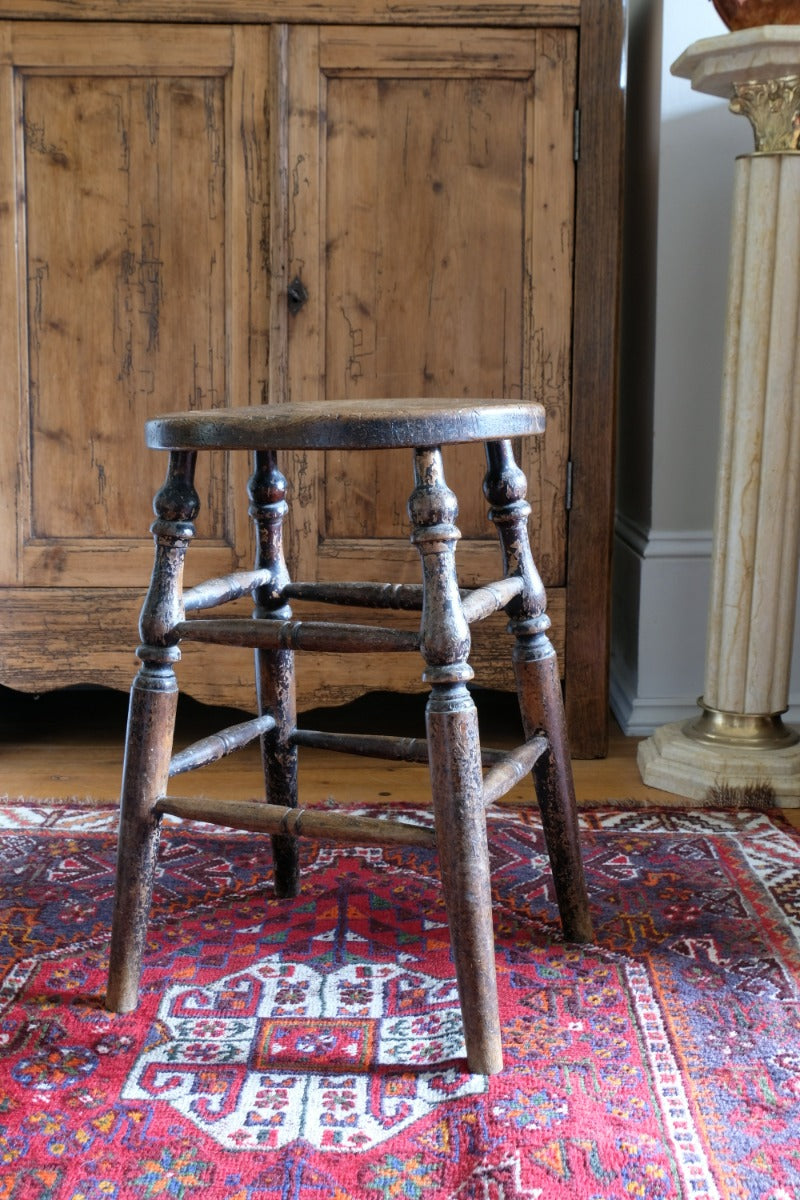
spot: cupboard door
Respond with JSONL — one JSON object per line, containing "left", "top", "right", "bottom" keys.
{"left": 279, "top": 25, "right": 576, "bottom": 702}
{"left": 0, "top": 23, "right": 271, "bottom": 704}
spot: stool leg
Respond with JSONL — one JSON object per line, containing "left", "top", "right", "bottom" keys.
{"left": 513, "top": 636, "right": 593, "bottom": 943}
{"left": 484, "top": 440, "right": 593, "bottom": 945}
{"left": 410, "top": 447, "right": 503, "bottom": 1076}
{"left": 107, "top": 451, "right": 199, "bottom": 1012}
{"left": 250, "top": 450, "right": 299, "bottom": 898}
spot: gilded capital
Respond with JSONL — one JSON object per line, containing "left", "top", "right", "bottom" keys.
{"left": 730, "top": 75, "right": 800, "bottom": 152}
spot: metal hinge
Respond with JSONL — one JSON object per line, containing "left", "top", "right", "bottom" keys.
{"left": 573, "top": 109, "right": 581, "bottom": 163}
{"left": 565, "top": 459, "right": 573, "bottom": 511}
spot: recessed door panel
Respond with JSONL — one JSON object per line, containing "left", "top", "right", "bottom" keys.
{"left": 0, "top": 23, "right": 270, "bottom": 588}
{"left": 284, "top": 26, "right": 576, "bottom": 597}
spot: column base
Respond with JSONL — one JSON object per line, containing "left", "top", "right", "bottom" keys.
{"left": 638, "top": 720, "right": 800, "bottom": 808}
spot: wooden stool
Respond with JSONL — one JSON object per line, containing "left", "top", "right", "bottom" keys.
{"left": 106, "top": 398, "right": 593, "bottom": 1076}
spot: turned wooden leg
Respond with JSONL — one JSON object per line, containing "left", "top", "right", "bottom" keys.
{"left": 410, "top": 446, "right": 503, "bottom": 1076}
{"left": 513, "top": 635, "right": 593, "bottom": 943}
{"left": 484, "top": 439, "right": 593, "bottom": 945}
{"left": 249, "top": 450, "right": 299, "bottom": 898}
{"left": 107, "top": 451, "right": 199, "bottom": 1012}
{"left": 106, "top": 666, "right": 178, "bottom": 1011}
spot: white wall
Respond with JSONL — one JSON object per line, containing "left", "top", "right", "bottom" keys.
{"left": 611, "top": 0, "right": 800, "bottom": 734}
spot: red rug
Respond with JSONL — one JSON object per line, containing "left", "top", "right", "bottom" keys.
{"left": 2, "top": 803, "right": 800, "bottom": 1198}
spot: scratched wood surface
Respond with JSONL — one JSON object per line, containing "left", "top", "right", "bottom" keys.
{"left": 0, "top": 7, "right": 623, "bottom": 757}
{"left": 282, "top": 24, "right": 575, "bottom": 590}
{"left": 0, "top": 2, "right": 581, "bottom": 24}
{"left": 24, "top": 73, "right": 227, "bottom": 543}
{"left": 0, "top": 24, "right": 268, "bottom": 593}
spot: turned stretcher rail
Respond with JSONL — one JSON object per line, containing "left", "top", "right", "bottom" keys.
{"left": 182, "top": 575, "right": 524, "bottom": 620}
{"left": 291, "top": 728, "right": 432, "bottom": 761}
{"left": 460, "top": 577, "right": 524, "bottom": 623}
{"left": 175, "top": 618, "right": 420, "bottom": 653}
{"left": 291, "top": 727, "right": 532, "bottom": 769}
{"left": 169, "top": 714, "right": 276, "bottom": 777}
{"left": 183, "top": 575, "right": 425, "bottom": 614}
{"left": 166, "top": 710, "right": 546, "bottom": 806}
{"left": 481, "top": 736, "right": 548, "bottom": 808}
{"left": 284, "top": 581, "right": 425, "bottom": 609}
{"left": 183, "top": 569, "right": 275, "bottom": 612}
{"left": 154, "top": 795, "right": 438, "bottom": 848}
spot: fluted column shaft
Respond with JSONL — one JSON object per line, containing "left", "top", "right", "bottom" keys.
{"left": 704, "top": 153, "right": 800, "bottom": 718}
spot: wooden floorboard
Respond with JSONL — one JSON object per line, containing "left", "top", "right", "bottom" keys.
{"left": 1, "top": 686, "right": 798, "bottom": 827}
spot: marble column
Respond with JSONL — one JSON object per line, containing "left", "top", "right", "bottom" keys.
{"left": 638, "top": 27, "right": 800, "bottom": 806}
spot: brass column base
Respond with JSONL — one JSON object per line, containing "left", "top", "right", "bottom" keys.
{"left": 638, "top": 716, "right": 800, "bottom": 808}
{"left": 685, "top": 701, "right": 800, "bottom": 749}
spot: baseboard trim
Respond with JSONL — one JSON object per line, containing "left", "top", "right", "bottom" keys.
{"left": 611, "top": 656, "right": 800, "bottom": 738}
{"left": 609, "top": 673, "right": 698, "bottom": 737}
{"left": 614, "top": 514, "right": 713, "bottom": 560}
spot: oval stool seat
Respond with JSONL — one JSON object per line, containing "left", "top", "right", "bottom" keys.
{"left": 146, "top": 397, "right": 546, "bottom": 451}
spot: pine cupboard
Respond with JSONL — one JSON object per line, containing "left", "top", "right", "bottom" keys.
{"left": 0, "top": 1, "right": 623, "bottom": 757}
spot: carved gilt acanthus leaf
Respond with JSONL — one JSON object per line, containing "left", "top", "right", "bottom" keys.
{"left": 730, "top": 76, "right": 800, "bottom": 152}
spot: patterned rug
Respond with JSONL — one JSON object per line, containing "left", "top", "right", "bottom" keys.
{"left": 2, "top": 803, "right": 800, "bottom": 1199}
